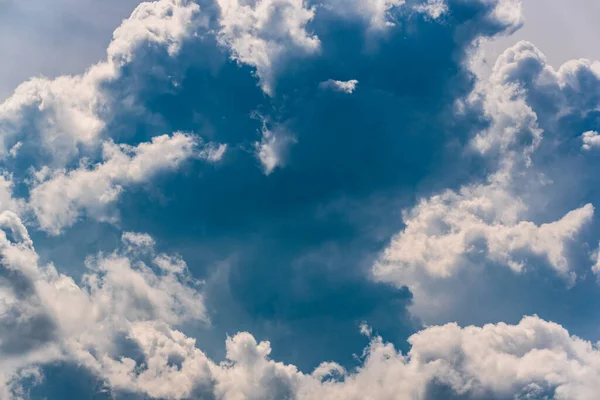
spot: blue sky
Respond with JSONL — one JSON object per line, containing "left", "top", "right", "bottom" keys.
{"left": 1, "top": 0, "right": 600, "bottom": 399}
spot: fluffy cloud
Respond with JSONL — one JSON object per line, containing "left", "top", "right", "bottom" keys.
{"left": 0, "top": 0, "right": 205, "bottom": 165}
{"left": 582, "top": 131, "right": 600, "bottom": 150}
{"left": 319, "top": 79, "right": 359, "bottom": 94}
{"left": 5, "top": 230, "right": 600, "bottom": 400}
{"left": 471, "top": 41, "right": 600, "bottom": 158}
{"left": 216, "top": 0, "right": 320, "bottom": 95}
{"left": 5, "top": 0, "right": 600, "bottom": 398}
{"left": 0, "top": 214, "right": 207, "bottom": 398}
{"left": 374, "top": 39, "right": 600, "bottom": 322}
{"left": 28, "top": 132, "right": 225, "bottom": 234}
{"left": 3, "top": 210, "right": 599, "bottom": 400}
{"left": 375, "top": 180, "right": 593, "bottom": 280}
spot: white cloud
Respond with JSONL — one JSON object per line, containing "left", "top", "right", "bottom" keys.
{"left": 372, "top": 174, "right": 593, "bottom": 321}
{"left": 469, "top": 41, "right": 544, "bottom": 163}
{"left": 0, "top": 0, "right": 204, "bottom": 165}
{"left": 28, "top": 132, "right": 225, "bottom": 234}
{"left": 107, "top": 0, "right": 203, "bottom": 65}
{"left": 216, "top": 0, "right": 320, "bottom": 95}
{"left": 0, "top": 212, "right": 599, "bottom": 399}
{"left": 322, "top": 0, "right": 405, "bottom": 30}
{"left": 122, "top": 231, "right": 156, "bottom": 250}
{"left": 415, "top": 0, "right": 448, "bottom": 20}
{"left": 216, "top": 316, "right": 600, "bottom": 400}
{"left": 482, "top": 0, "right": 524, "bottom": 33}
{"left": 0, "top": 215, "right": 207, "bottom": 397}
{"left": 319, "top": 79, "right": 359, "bottom": 94}
{"left": 470, "top": 41, "right": 600, "bottom": 159}
{"left": 374, "top": 39, "right": 600, "bottom": 322}
{"left": 375, "top": 179, "right": 593, "bottom": 280}
{"left": 255, "top": 121, "right": 297, "bottom": 175}
{"left": 582, "top": 131, "right": 600, "bottom": 150}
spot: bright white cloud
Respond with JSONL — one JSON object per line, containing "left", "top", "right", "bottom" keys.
{"left": 28, "top": 132, "right": 225, "bottom": 234}
{"left": 216, "top": 0, "right": 320, "bottom": 95}
{"left": 215, "top": 316, "right": 600, "bottom": 400}
{"left": 319, "top": 79, "right": 359, "bottom": 94}
{"left": 582, "top": 131, "right": 600, "bottom": 150}
{"left": 375, "top": 180, "right": 593, "bottom": 280}
{"left": 122, "top": 231, "right": 156, "bottom": 250}
{"left": 471, "top": 41, "right": 600, "bottom": 158}
{"left": 1, "top": 0, "right": 599, "bottom": 398}
{"left": 0, "top": 210, "right": 598, "bottom": 399}
{"left": 0, "top": 216, "right": 207, "bottom": 398}
{"left": 0, "top": 0, "right": 204, "bottom": 165}
{"left": 374, "top": 39, "right": 600, "bottom": 322}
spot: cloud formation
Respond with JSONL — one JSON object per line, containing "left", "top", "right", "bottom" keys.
{"left": 3, "top": 216, "right": 599, "bottom": 400}
{"left": 29, "top": 132, "right": 225, "bottom": 234}
{"left": 0, "top": 0, "right": 205, "bottom": 165}
{"left": 0, "top": 214, "right": 206, "bottom": 398}
{"left": 375, "top": 38, "right": 600, "bottom": 323}
{"left": 216, "top": 0, "right": 320, "bottom": 95}
{"left": 3, "top": 0, "right": 600, "bottom": 399}
{"left": 582, "top": 131, "right": 600, "bottom": 150}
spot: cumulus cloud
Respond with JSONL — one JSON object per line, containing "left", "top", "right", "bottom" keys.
{"left": 0, "top": 0, "right": 205, "bottom": 165}
{"left": 122, "top": 231, "right": 156, "bottom": 250}
{"left": 6, "top": 233, "right": 600, "bottom": 400}
{"left": 216, "top": 0, "right": 320, "bottom": 95}
{"left": 373, "top": 167, "right": 594, "bottom": 321}
{"left": 2, "top": 212, "right": 598, "bottom": 400}
{"left": 582, "top": 131, "right": 600, "bottom": 150}
{"left": 375, "top": 180, "right": 593, "bottom": 280}
{"left": 28, "top": 132, "right": 225, "bottom": 234}
{"left": 254, "top": 120, "right": 297, "bottom": 175}
{"left": 374, "top": 39, "right": 600, "bottom": 322}
{"left": 5, "top": 0, "right": 600, "bottom": 398}
{"left": 471, "top": 41, "right": 600, "bottom": 159}
{"left": 319, "top": 79, "right": 359, "bottom": 94}
{"left": 0, "top": 215, "right": 206, "bottom": 398}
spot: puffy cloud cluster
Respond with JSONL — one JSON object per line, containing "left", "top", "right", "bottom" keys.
{"left": 582, "top": 130, "right": 600, "bottom": 151}
{"left": 2, "top": 211, "right": 600, "bottom": 400}
{"left": 4, "top": 220, "right": 600, "bottom": 400}
{"left": 254, "top": 118, "right": 297, "bottom": 175}
{"left": 4, "top": 0, "right": 600, "bottom": 398}
{"left": 0, "top": 213, "right": 207, "bottom": 398}
{"left": 374, "top": 39, "right": 600, "bottom": 322}
{"left": 319, "top": 79, "right": 359, "bottom": 94}
{"left": 0, "top": 0, "right": 205, "bottom": 165}
{"left": 376, "top": 180, "right": 593, "bottom": 280}
{"left": 216, "top": 0, "right": 320, "bottom": 95}
{"left": 27, "top": 132, "right": 225, "bottom": 234}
